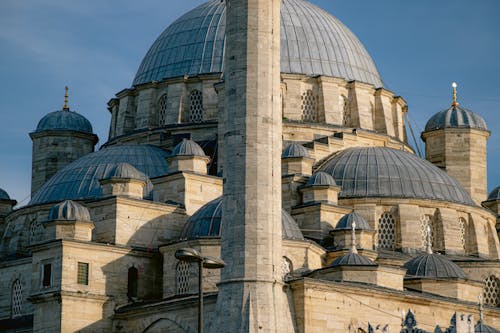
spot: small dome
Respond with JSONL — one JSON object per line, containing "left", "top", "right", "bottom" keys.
{"left": 101, "top": 163, "right": 148, "bottom": 182}
{"left": 48, "top": 200, "right": 91, "bottom": 222}
{"left": 30, "top": 145, "right": 170, "bottom": 205}
{"left": 330, "top": 252, "right": 376, "bottom": 267}
{"left": 35, "top": 110, "right": 94, "bottom": 134}
{"left": 172, "top": 139, "right": 206, "bottom": 157}
{"left": 0, "top": 188, "right": 11, "bottom": 200}
{"left": 306, "top": 172, "right": 337, "bottom": 187}
{"left": 335, "top": 212, "right": 371, "bottom": 230}
{"left": 487, "top": 186, "right": 500, "bottom": 201}
{"left": 424, "top": 105, "right": 487, "bottom": 132}
{"left": 282, "top": 143, "right": 310, "bottom": 158}
{"left": 403, "top": 254, "right": 466, "bottom": 279}
{"left": 475, "top": 321, "right": 499, "bottom": 333}
{"left": 317, "top": 147, "right": 475, "bottom": 206}
{"left": 180, "top": 197, "right": 304, "bottom": 241}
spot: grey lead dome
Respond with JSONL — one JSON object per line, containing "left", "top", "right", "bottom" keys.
{"left": 48, "top": 200, "right": 91, "bottom": 222}
{"left": 133, "top": 0, "right": 383, "bottom": 87}
{"left": 424, "top": 105, "right": 487, "bottom": 132}
{"left": 403, "top": 253, "right": 467, "bottom": 279}
{"left": 35, "top": 110, "right": 93, "bottom": 134}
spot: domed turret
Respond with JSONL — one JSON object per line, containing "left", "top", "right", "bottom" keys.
{"left": 30, "top": 87, "right": 98, "bottom": 195}
{"left": 282, "top": 143, "right": 314, "bottom": 176}
{"left": 167, "top": 139, "right": 210, "bottom": 174}
{"left": 48, "top": 200, "right": 91, "bottom": 222}
{"left": 421, "top": 83, "right": 489, "bottom": 204}
{"left": 305, "top": 171, "right": 337, "bottom": 187}
{"left": 46, "top": 200, "right": 94, "bottom": 241}
{"left": 282, "top": 143, "right": 310, "bottom": 159}
{"left": 403, "top": 253, "right": 467, "bottom": 279}
{"left": 100, "top": 163, "right": 149, "bottom": 199}
{"left": 335, "top": 212, "right": 371, "bottom": 230}
{"left": 0, "top": 187, "right": 16, "bottom": 219}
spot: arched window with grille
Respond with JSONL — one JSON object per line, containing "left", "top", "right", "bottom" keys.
{"left": 158, "top": 93, "right": 168, "bottom": 126}
{"left": 189, "top": 89, "right": 204, "bottom": 123}
{"left": 128, "top": 267, "right": 138, "bottom": 299}
{"left": 29, "top": 218, "right": 42, "bottom": 244}
{"left": 176, "top": 261, "right": 190, "bottom": 294}
{"left": 458, "top": 217, "right": 467, "bottom": 251}
{"left": 419, "top": 214, "right": 434, "bottom": 250}
{"left": 281, "top": 256, "right": 293, "bottom": 282}
{"left": 378, "top": 212, "right": 396, "bottom": 250}
{"left": 11, "top": 279, "right": 22, "bottom": 318}
{"left": 301, "top": 90, "right": 318, "bottom": 122}
{"left": 483, "top": 275, "right": 500, "bottom": 307}
{"left": 339, "top": 95, "right": 350, "bottom": 126}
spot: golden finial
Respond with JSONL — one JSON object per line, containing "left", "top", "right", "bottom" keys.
{"left": 63, "top": 86, "right": 69, "bottom": 111}
{"left": 451, "top": 82, "right": 459, "bottom": 107}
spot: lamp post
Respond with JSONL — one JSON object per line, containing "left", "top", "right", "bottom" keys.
{"left": 175, "top": 248, "right": 225, "bottom": 333}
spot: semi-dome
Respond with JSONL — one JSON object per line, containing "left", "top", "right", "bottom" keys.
{"left": 317, "top": 147, "right": 475, "bottom": 206}
{"left": 0, "top": 188, "right": 10, "bottom": 200}
{"left": 48, "top": 200, "right": 91, "bottom": 222}
{"left": 335, "top": 212, "right": 371, "bottom": 230}
{"left": 133, "top": 0, "right": 383, "bottom": 87}
{"left": 29, "top": 145, "right": 170, "bottom": 206}
{"left": 424, "top": 105, "right": 487, "bottom": 132}
{"left": 330, "top": 252, "right": 376, "bottom": 267}
{"left": 403, "top": 254, "right": 467, "bottom": 279}
{"left": 282, "top": 143, "right": 310, "bottom": 159}
{"left": 306, "top": 172, "right": 337, "bottom": 187}
{"left": 171, "top": 139, "right": 206, "bottom": 157}
{"left": 487, "top": 186, "right": 500, "bottom": 201}
{"left": 180, "top": 197, "right": 304, "bottom": 241}
{"left": 35, "top": 110, "right": 93, "bottom": 134}
{"left": 101, "top": 163, "right": 148, "bottom": 182}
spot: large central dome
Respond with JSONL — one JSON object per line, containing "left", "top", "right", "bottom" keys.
{"left": 133, "top": 0, "right": 383, "bottom": 87}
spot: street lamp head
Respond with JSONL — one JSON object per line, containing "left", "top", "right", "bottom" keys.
{"left": 202, "top": 256, "right": 226, "bottom": 269}
{"left": 175, "top": 248, "right": 202, "bottom": 262}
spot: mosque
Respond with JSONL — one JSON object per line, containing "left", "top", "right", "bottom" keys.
{"left": 0, "top": 0, "right": 499, "bottom": 332}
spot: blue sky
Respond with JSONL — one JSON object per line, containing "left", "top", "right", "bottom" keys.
{"left": 0, "top": 0, "right": 499, "bottom": 206}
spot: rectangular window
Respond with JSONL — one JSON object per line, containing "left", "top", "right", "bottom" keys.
{"left": 77, "top": 262, "right": 89, "bottom": 285}
{"left": 42, "top": 264, "right": 52, "bottom": 287}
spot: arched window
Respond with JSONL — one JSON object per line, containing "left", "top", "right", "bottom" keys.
{"left": 11, "top": 279, "right": 22, "bottom": 318}
{"left": 29, "top": 218, "right": 42, "bottom": 244}
{"left": 281, "top": 256, "right": 293, "bottom": 282}
{"left": 419, "top": 214, "right": 434, "bottom": 250}
{"left": 483, "top": 275, "right": 500, "bottom": 307}
{"left": 378, "top": 212, "right": 396, "bottom": 250}
{"left": 458, "top": 217, "right": 467, "bottom": 251}
{"left": 339, "top": 95, "right": 350, "bottom": 126}
{"left": 127, "top": 267, "right": 138, "bottom": 299}
{"left": 158, "top": 93, "right": 168, "bottom": 126}
{"left": 301, "top": 90, "right": 318, "bottom": 122}
{"left": 189, "top": 90, "right": 204, "bottom": 123}
{"left": 176, "top": 261, "right": 190, "bottom": 294}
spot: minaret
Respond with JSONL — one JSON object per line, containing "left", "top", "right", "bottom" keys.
{"left": 210, "top": 0, "right": 285, "bottom": 332}
{"left": 421, "top": 83, "right": 489, "bottom": 204}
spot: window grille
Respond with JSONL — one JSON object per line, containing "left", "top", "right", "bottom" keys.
{"left": 128, "top": 267, "right": 138, "bottom": 298}
{"left": 281, "top": 257, "right": 293, "bottom": 282}
{"left": 158, "top": 93, "right": 168, "bottom": 125}
{"left": 301, "top": 90, "right": 318, "bottom": 122}
{"left": 483, "top": 275, "right": 500, "bottom": 307}
{"left": 29, "top": 219, "right": 42, "bottom": 244}
{"left": 77, "top": 262, "right": 89, "bottom": 285}
{"left": 378, "top": 212, "right": 396, "bottom": 250}
{"left": 339, "top": 95, "right": 350, "bottom": 126}
{"left": 458, "top": 217, "right": 466, "bottom": 250}
{"left": 176, "top": 261, "right": 190, "bottom": 294}
{"left": 419, "top": 215, "right": 434, "bottom": 250}
{"left": 42, "top": 263, "right": 52, "bottom": 287}
{"left": 11, "top": 279, "right": 22, "bottom": 318}
{"left": 189, "top": 90, "right": 204, "bottom": 123}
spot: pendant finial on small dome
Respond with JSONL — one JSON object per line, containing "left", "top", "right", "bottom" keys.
{"left": 426, "top": 225, "right": 433, "bottom": 254}
{"left": 350, "top": 220, "right": 358, "bottom": 254}
{"left": 63, "top": 86, "right": 70, "bottom": 111}
{"left": 451, "top": 82, "right": 459, "bottom": 107}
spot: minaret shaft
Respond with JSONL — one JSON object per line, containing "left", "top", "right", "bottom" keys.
{"left": 210, "top": 0, "right": 284, "bottom": 332}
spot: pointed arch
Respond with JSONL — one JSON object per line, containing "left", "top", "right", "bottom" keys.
{"left": 158, "top": 93, "right": 168, "bottom": 126}
{"left": 128, "top": 266, "right": 139, "bottom": 299}
{"left": 11, "top": 279, "right": 23, "bottom": 318}
{"left": 378, "top": 211, "right": 396, "bottom": 250}
{"left": 189, "top": 89, "right": 204, "bottom": 123}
